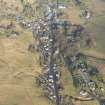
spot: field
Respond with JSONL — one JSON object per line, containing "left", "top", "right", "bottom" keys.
{"left": 0, "top": 22, "right": 52, "bottom": 105}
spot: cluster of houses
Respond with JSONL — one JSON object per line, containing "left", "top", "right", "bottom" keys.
{"left": 31, "top": 3, "right": 89, "bottom": 104}
{"left": 33, "top": 4, "right": 62, "bottom": 105}
{"left": 15, "top": 1, "right": 104, "bottom": 105}
{"left": 67, "top": 54, "right": 105, "bottom": 100}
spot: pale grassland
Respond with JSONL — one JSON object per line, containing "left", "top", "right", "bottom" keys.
{"left": 0, "top": 21, "right": 53, "bottom": 105}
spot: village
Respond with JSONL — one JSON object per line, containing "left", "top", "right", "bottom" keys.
{"left": 0, "top": 0, "right": 105, "bottom": 105}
